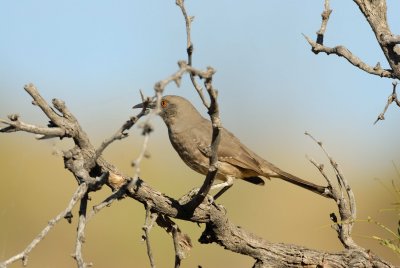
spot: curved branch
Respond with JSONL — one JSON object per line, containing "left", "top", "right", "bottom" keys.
{"left": 303, "top": 34, "right": 394, "bottom": 78}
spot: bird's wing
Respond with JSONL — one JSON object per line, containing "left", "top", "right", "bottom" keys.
{"left": 192, "top": 124, "right": 264, "bottom": 174}
{"left": 218, "top": 129, "right": 265, "bottom": 174}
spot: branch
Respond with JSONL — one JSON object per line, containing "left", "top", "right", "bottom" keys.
{"left": 0, "top": 183, "right": 89, "bottom": 268}
{"left": 142, "top": 204, "right": 158, "bottom": 268}
{"left": 155, "top": 215, "right": 192, "bottom": 268}
{"left": 94, "top": 92, "right": 151, "bottom": 164}
{"left": 305, "top": 132, "right": 358, "bottom": 249}
{"left": 1, "top": 85, "right": 395, "bottom": 267}
{"left": 0, "top": 116, "right": 65, "bottom": 138}
{"left": 315, "top": 0, "right": 332, "bottom": 45}
{"left": 374, "top": 81, "right": 400, "bottom": 124}
{"left": 175, "top": 0, "right": 209, "bottom": 108}
{"left": 72, "top": 193, "right": 92, "bottom": 268}
{"left": 303, "top": 34, "right": 394, "bottom": 78}
{"left": 381, "top": 34, "right": 400, "bottom": 46}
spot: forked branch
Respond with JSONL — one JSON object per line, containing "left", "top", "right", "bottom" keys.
{"left": 305, "top": 132, "right": 358, "bottom": 249}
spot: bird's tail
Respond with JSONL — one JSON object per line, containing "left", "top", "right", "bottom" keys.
{"left": 271, "top": 168, "right": 327, "bottom": 197}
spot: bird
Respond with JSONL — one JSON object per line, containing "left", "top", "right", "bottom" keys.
{"left": 133, "top": 95, "right": 326, "bottom": 199}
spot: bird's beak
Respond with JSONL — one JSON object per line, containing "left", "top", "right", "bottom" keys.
{"left": 132, "top": 100, "right": 156, "bottom": 110}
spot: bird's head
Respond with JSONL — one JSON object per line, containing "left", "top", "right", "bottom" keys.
{"left": 133, "top": 95, "right": 202, "bottom": 128}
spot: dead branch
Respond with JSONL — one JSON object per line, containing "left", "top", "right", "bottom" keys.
{"left": 155, "top": 215, "right": 192, "bottom": 268}
{"left": 303, "top": 34, "right": 394, "bottom": 79}
{"left": 0, "top": 84, "right": 395, "bottom": 267}
{"left": 0, "top": 1, "right": 398, "bottom": 266}
{"left": 316, "top": 0, "right": 332, "bottom": 45}
{"left": 73, "top": 193, "right": 91, "bottom": 268}
{"left": 175, "top": 0, "right": 209, "bottom": 108}
{"left": 305, "top": 0, "right": 400, "bottom": 121}
{"left": 305, "top": 132, "right": 358, "bottom": 249}
{"left": 0, "top": 183, "right": 88, "bottom": 268}
{"left": 375, "top": 81, "right": 400, "bottom": 124}
{"left": 142, "top": 203, "right": 158, "bottom": 268}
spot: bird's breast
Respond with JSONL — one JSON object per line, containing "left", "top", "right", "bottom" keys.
{"left": 168, "top": 129, "right": 209, "bottom": 176}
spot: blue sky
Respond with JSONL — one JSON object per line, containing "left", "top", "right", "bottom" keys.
{"left": 1, "top": 0, "right": 399, "bottom": 175}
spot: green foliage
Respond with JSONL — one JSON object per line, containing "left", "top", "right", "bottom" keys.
{"left": 368, "top": 162, "right": 400, "bottom": 256}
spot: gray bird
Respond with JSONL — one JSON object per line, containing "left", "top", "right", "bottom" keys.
{"left": 133, "top": 95, "right": 325, "bottom": 198}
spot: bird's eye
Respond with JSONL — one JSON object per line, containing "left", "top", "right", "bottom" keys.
{"left": 161, "top": 100, "right": 167, "bottom": 108}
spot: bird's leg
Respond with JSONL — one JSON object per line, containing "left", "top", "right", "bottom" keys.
{"left": 212, "top": 176, "right": 234, "bottom": 200}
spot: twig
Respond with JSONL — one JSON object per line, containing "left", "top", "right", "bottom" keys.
{"left": 87, "top": 185, "right": 129, "bottom": 222}
{"left": 155, "top": 215, "right": 192, "bottom": 268}
{"left": 73, "top": 193, "right": 92, "bottom": 268}
{"left": 142, "top": 204, "right": 158, "bottom": 268}
{"left": 305, "top": 132, "right": 358, "bottom": 249}
{"left": 374, "top": 81, "right": 400, "bottom": 124}
{"left": 93, "top": 96, "right": 151, "bottom": 165}
{"left": 175, "top": 0, "right": 209, "bottom": 108}
{"left": 0, "top": 115, "right": 65, "bottom": 138}
{"left": 24, "top": 84, "right": 63, "bottom": 125}
{"left": 131, "top": 124, "right": 152, "bottom": 182}
{"left": 191, "top": 67, "right": 221, "bottom": 203}
{"left": 0, "top": 183, "right": 89, "bottom": 268}
{"left": 316, "top": 0, "right": 332, "bottom": 45}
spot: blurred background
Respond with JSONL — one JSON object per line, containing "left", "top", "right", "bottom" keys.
{"left": 1, "top": 0, "right": 399, "bottom": 267}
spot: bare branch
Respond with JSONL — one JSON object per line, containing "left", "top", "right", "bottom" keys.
{"left": 0, "top": 117, "right": 65, "bottom": 137}
{"left": 23, "top": 83, "right": 63, "bottom": 125}
{"left": 142, "top": 204, "right": 158, "bottom": 268}
{"left": 155, "top": 215, "right": 192, "bottom": 268}
{"left": 175, "top": 0, "right": 209, "bottom": 108}
{"left": 381, "top": 34, "right": 400, "bottom": 46}
{"left": 92, "top": 106, "right": 150, "bottom": 166}
{"left": 87, "top": 185, "right": 128, "bottom": 222}
{"left": 305, "top": 132, "right": 358, "bottom": 249}
{"left": 374, "top": 81, "right": 400, "bottom": 124}
{"left": 194, "top": 67, "right": 221, "bottom": 201}
{"left": 316, "top": 0, "right": 332, "bottom": 45}
{"left": 1, "top": 82, "right": 395, "bottom": 266}
{"left": 72, "top": 193, "right": 92, "bottom": 268}
{"left": 0, "top": 183, "right": 89, "bottom": 268}
{"left": 303, "top": 34, "right": 394, "bottom": 78}
{"left": 131, "top": 127, "right": 151, "bottom": 181}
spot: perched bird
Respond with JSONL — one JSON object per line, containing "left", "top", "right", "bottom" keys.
{"left": 133, "top": 95, "right": 325, "bottom": 198}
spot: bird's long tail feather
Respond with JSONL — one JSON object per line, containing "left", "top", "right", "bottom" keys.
{"left": 273, "top": 169, "right": 327, "bottom": 197}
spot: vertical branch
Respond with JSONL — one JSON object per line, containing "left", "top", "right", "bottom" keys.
{"left": 305, "top": 132, "right": 359, "bottom": 249}
{"left": 154, "top": 215, "right": 192, "bottom": 268}
{"left": 142, "top": 204, "right": 158, "bottom": 268}
{"left": 131, "top": 124, "right": 152, "bottom": 184}
{"left": 374, "top": 81, "right": 400, "bottom": 124}
{"left": 73, "top": 193, "right": 91, "bottom": 268}
{"left": 185, "top": 66, "right": 220, "bottom": 208}
{"left": 176, "top": 0, "right": 209, "bottom": 108}
{"left": 316, "top": 0, "right": 332, "bottom": 45}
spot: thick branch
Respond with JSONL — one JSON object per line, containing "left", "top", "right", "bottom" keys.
{"left": 119, "top": 177, "right": 393, "bottom": 267}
